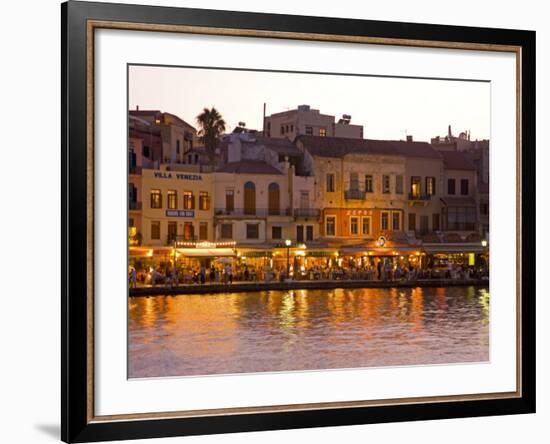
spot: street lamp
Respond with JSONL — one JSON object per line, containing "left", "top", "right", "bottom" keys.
{"left": 285, "top": 239, "right": 292, "bottom": 279}
{"left": 481, "top": 239, "right": 488, "bottom": 248}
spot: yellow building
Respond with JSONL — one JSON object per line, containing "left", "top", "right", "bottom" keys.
{"left": 137, "top": 167, "right": 214, "bottom": 247}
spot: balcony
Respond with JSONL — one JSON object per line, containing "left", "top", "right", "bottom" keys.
{"left": 293, "top": 208, "right": 320, "bottom": 218}
{"left": 129, "top": 201, "right": 142, "bottom": 210}
{"left": 214, "top": 208, "right": 291, "bottom": 217}
{"left": 344, "top": 189, "right": 366, "bottom": 200}
{"left": 446, "top": 222, "right": 477, "bottom": 231}
{"left": 408, "top": 192, "right": 431, "bottom": 201}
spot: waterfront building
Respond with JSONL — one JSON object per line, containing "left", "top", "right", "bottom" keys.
{"left": 296, "top": 135, "right": 445, "bottom": 241}
{"left": 263, "top": 104, "right": 363, "bottom": 140}
{"left": 138, "top": 168, "right": 214, "bottom": 247}
{"left": 439, "top": 150, "right": 480, "bottom": 234}
{"left": 214, "top": 133, "right": 318, "bottom": 245}
{"left": 129, "top": 108, "right": 197, "bottom": 165}
{"left": 431, "top": 125, "right": 490, "bottom": 239}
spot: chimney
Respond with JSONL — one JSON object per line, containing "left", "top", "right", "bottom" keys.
{"left": 406, "top": 135, "right": 413, "bottom": 142}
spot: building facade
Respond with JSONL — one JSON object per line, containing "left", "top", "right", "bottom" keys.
{"left": 138, "top": 168, "right": 214, "bottom": 247}
{"left": 264, "top": 104, "right": 363, "bottom": 140}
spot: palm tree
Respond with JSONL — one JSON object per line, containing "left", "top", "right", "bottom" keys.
{"left": 196, "top": 107, "right": 226, "bottom": 166}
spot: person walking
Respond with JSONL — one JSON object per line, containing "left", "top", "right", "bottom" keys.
{"left": 129, "top": 267, "right": 137, "bottom": 289}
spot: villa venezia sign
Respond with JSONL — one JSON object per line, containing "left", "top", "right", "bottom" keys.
{"left": 154, "top": 171, "right": 203, "bottom": 181}
{"left": 166, "top": 210, "right": 195, "bottom": 217}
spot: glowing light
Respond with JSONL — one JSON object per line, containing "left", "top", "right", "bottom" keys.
{"left": 481, "top": 240, "right": 488, "bottom": 247}
{"left": 285, "top": 239, "right": 292, "bottom": 247}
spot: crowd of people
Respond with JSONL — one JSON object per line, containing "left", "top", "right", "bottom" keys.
{"left": 128, "top": 258, "right": 488, "bottom": 288}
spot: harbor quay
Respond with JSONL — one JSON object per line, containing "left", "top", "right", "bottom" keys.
{"left": 129, "top": 278, "right": 489, "bottom": 297}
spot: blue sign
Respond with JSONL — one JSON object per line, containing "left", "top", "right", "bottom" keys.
{"left": 166, "top": 210, "right": 195, "bottom": 217}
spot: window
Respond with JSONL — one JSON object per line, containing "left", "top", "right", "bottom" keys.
{"left": 480, "top": 203, "right": 489, "bottom": 216}
{"left": 150, "top": 189, "right": 162, "bottom": 209}
{"left": 448, "top": 179, "right": 456, "bottom": 195}
{"left": 419, "top": 215, "right": 429, "bottom": 233}
{"left": 410, "top": 176, "right": 421, "bottom": 197}
{"left": 365, "top": 175, "right": 373, "bottom": 193}
{"left": 383, "top": 175, "right": 391, "bottom": 194}
{"left": 460, "top": 179, "right": 469, "bottom": 195}
{"left": 290, "top": 124, "right": 294, "bottom": 132}
{"left": 225, "top": 189, "right": 234, "bottom": 212}
{"left": 199, "top": 222, "right": 208, "bottom": 240}
{"left": 142, "top": 145, "right": 150, "bottom": 158}
{"left": 408, "top": 213, "right": 416, "bottom": 231}
{"left": 167, "top": 222, "right": 177, "bottom": 242}
{"left": 446, "top": 206, "right": 477, "bottom": 231}
{"left": 433, "top": 213, "right": 440, "bottom": 231}
{"left": 221, "top": 223, "right": 233, "bottom": 239}
{"left": 326, "top": 173, "right": 335, "bottom": 192}
{"left": 244, "top": 182, "right": 256, "bottom": 215}
{"left": 176, "top": 140, "right": 180, "bottom": 154}
{"left": 183, "top": 222, "right": 194, "bottom": 240}
{"left": 381, "top": 212, "right": 389, "bottom": 231}
{"left": 305, "top": 126, "right": 313, "bottom": 135}
{"left": 306, "top": 225, "right": 314, "bottom": 241}
{"left": 151, "top": 221, "right": 160, "bottom": 240}
{"left": 280, "top": 125, "right": 285, "bottom": 135}
{"left": 183, "top": 191, "right": 195, "bottom": 209}
{"left": 129, "top": 217, "right": 134, "bottom": 227}
{"left": 268, "top": 182, "right": 280, "bottom": 215}
{"left": 246, "top": 223, "right": 259, "bottom": 239}
{"left": 319, "top": 127, "right": 327, "bottom": 137}
{"left": 326, "top": 216, "right": 336, "bottom": 236}
{"left": 395, "top": 175, "right": 404, "bottom": 194}
{"left": 392, "top": 211, "right": 401, "bottom": 231}
{"left": 426, "top": 177, "right": 436, "bottom": 196}
{"left": 296, "top": 225, "right": 304, "bottom": 243}
{"left": 349, "top": 172, "right": 359, "bottom": 191}
{"left": 362, "top": 217, "right": 371, "bottom": 235}
{"left": 350, "top": 216, "right": 359, "bottom": 235}
{"left": 300, "top": 191, "right": 309, "bottom": 209}
{"left": 167, "top": 190, "right": 177, "bottom": 209}
{"left": 272, "top": 226, "right": 282, "bottom": 239}
{"left": 199, "top": 192, "right": 210, "bottom": 210}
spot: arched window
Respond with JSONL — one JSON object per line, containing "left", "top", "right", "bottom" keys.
{"left": 268, "top": 182, "right": 280, "bottom": 215}
{"left": 244, "top": 182, "right": 256, "bottom": 215}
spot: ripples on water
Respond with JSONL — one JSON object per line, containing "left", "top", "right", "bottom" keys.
{"left": 128, "top": 286, "right": 489, "bottom": 378}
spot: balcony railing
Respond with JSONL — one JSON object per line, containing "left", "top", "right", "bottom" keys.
{"left": 344, "top": 189, "right": 366, "bottom": 200}
{"left": 214, "top": 208, "right": 291, "bottom": 217}
{"left": 293, "top": 208, "right": 320, "bottom": 218}
{"left": 129, "top": 201, "right": 142, "bottom": 210}
{"left": 446, "top": 222, "right": 477, "bottom": 231}
{"left": 408, "top": 192, "right": 432, "bottom": 201}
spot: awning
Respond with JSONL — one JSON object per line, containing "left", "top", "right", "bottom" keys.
{"left": 340, "top": 246, "right": 421, "bottom": 256}
{"left": 129, "top": 248, "right": 152, "bottom": 258}
{"left": 176, "top": 248, "right": 236, "bottom": 257}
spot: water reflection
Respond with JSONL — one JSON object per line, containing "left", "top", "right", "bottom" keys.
{"left": 128, "top": 286, "right": 489, "bottom": 378}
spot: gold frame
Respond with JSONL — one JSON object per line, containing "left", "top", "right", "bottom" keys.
{"left": 86, "top": 20, "right": 523, "bottom": 424}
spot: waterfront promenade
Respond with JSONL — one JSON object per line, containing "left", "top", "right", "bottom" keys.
{"left": 129, "top": 277, "right": 489, "bottom": 296}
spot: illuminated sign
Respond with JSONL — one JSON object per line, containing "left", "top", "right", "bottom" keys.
{"left": 377, "top": 236, "right": 387, "bottom": 247}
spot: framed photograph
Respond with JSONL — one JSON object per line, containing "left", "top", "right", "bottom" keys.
{"left": 61, "top": 1, "right": 535, "bottom": 442}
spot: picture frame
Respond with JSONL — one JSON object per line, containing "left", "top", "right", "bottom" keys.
{"left": 61, "top": 1, "right": 536, "bottom": 442}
